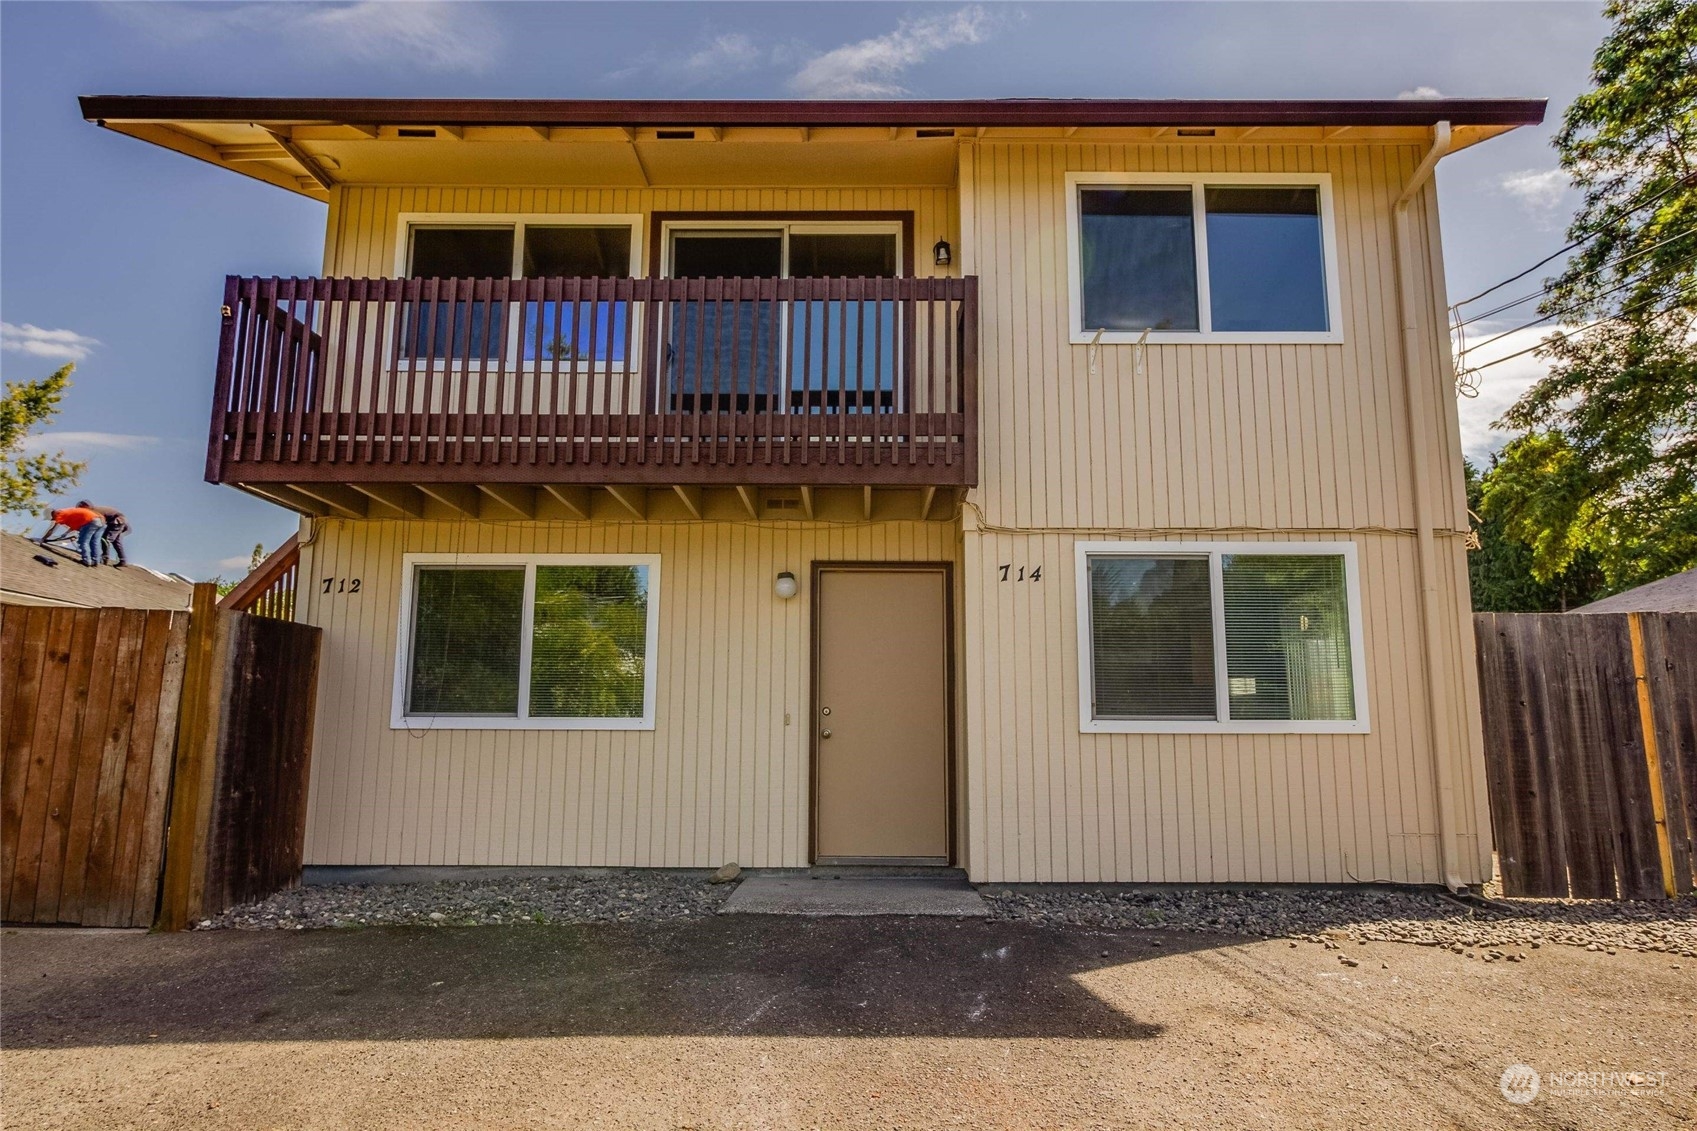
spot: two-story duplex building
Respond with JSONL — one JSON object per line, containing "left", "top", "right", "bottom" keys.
{"left": 82, "top": 95, "right": 1543, "bottom": 888}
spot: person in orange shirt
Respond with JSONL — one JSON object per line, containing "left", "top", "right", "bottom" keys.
{"left": 40, "top": 506, "right": 107, "bottom": 567}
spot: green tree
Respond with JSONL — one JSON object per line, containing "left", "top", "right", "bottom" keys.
{"left": 1492, "top": 0, "right": 1697, "bottom": 591}
{"left": 0, "top": 362, "right": 84, "bottom": 518}
{"left": 1466, "top": 457, "right": 1604, "bottom": 611}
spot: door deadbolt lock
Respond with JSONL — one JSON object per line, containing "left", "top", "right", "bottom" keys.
{"left": 820, "top": 707, "right": 831, "bottom": 715}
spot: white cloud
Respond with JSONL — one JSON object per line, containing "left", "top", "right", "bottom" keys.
{"left": 1498, "top": 168, "right": 1572, "bottom": 218}
{"left": 110, "top": 1, "right": 499, "bottom": 73}
{"left": 218, "top": 555, "right": 255, "bottom": 571}
{"left": 17, "top": 432, "right": 161, "bottom": 453}
{"left": 1452, "top": 324, "right": 1571, "bottom": 462}
{"left": 789, "top": 6, "right": 996, "bottom": 98}
{"left": 683, "top": 33, "right": 763, "bottom": 78}
{"left": 1, "top": 322, "right": 99, "bottom": 363}
{"left": 1397, "top": 86, "right": 1445, "bottom": 100}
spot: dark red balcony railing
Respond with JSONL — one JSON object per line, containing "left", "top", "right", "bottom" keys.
{"left": 207, "top": 275, "right": 977, "bottom": 487}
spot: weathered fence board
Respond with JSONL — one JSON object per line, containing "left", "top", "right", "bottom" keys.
{"left": 1476, "top": 612, "right": 1697, "bottom": 899}
{"left": 0, "top": 606, "right": 191, "bottom": 926}
{"left": 4, "top": 588, "right": 321, "bottom": 929}
{"left": 203, "top": 612, "right": 322, "bottom": 913}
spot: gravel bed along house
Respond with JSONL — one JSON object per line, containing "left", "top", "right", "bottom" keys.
{"left": 981, "top": 885, "right": 1697, "bottom": 957}
{"left": 203, "top": 871, "right": 1697, "bottom": 959}
{"left": 201, "top": 869, "right": 734, "bottom": 930}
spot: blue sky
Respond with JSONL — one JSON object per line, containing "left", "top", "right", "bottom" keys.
{"left": 1, "top": 1, "right": 1607, "bottom": 579}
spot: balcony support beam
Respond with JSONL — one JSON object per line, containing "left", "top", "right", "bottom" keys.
{"left": 673, "top": 485, "right": 704, "bottom": 520}
{"left": 920, "top": 485, "right": 938, "bottom": 521}
{"left": 349, "top": 483, "right": 426, "bottom": 518}
{"left": 798, "top": 485, "right": 815, "bottom": 520}
{"left": 604, "top": 485, "right": 647, "bottom": 519}
{"left": 291, "top": 482, "right": 368, "bottom": 519}
{"left": 477, "top": 483, "right": 537, "bottom": 520}
{"left": 236, "top": 483, "right": 330, "bottom": 518}
{"left": 734, "top": 485, "right": 759, "bottom": 520}
{"left": 542, "top": 484, "right": 591, "bottom": 520}
{"left": 416, "top": 482, "right": 482, "bottom": 518}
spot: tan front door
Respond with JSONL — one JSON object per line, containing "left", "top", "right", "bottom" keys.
{"left": 813, "top": 566, "right": 951, "bottom": 863}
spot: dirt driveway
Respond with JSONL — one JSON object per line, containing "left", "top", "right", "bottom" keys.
{"left": 4, "top": 917, "right": 1692, "bottom": 1129}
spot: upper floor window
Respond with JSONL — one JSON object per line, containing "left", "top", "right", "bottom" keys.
{"left": 404, "top": 219, "right": 637, "bottom": 280}
{"left": 396, "top": 214, "right": 641, "bottom": 361}
{"left": 1066, "top": 173, "right": 1342, "bottom": 344}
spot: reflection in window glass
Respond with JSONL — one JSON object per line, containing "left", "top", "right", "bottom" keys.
{"left": 529, "top": 566, "right": 650, "bottom": 719}
{"left": 522, "top": 227, "right": 632, "bottom": 278}
{"left": 1088, "top": 557, "right": 1215, "bottom": 719}
{"left": 1222, "top": 554, "right": 1354, "bottom": 721}
{"left": 1079, "top": 188, "right": 1198, "bottom": 332}
{"left": 788, "top": 233, "right": 898, "bottom": 278}
{"left": 1204, "top": 187, "right": 1328, "bottom": 332}
{"left": 409, "top": 228, "right": 514, "bottom": 278}
{"left": 407, "top": 228, "right": 514, "bottom": 359}
{"left": 407, "top": 567, "right": 524, "bottom": 716}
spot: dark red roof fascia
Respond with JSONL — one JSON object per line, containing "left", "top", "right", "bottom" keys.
{"left": 79, "top": 96, "right": 1546, "bottom": 129}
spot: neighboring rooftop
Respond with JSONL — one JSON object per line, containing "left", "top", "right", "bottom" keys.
{"left": 1, "top": 532, "right": 193, "bottom": 611}
{"left": 78, "top": 95, "right": 1546, "bottom": 201}
{"left": 1573, "top": 567, "right": 1697, "bottom": 615}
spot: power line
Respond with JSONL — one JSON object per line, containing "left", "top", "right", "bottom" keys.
{"left": 1456, "top": 255, "right": 1693, "bottom": 359}
{"left": 1456, "top": 283, "right": 1697, "bottom": 378}
{"left": 1453, "top": 224, "right": 1697, "bottom": 333}
{"left": 1450, "top": 173, "right": 1695, "bottom": 309}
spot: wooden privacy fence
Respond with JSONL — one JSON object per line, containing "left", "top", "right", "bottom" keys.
{"left": 1, "top": 607, "right": 189, "bottom": 927}
{"left": 1476, "top": 612, "right": 1697, "bottom": 899}
{"left": 1, "top": 584, "right": 321, "bottom": 928}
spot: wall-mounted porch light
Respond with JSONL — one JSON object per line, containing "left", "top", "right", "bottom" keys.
{"left": 932, "top": 239, "right": 953, "bottom": 268}
{"left": 774, "top": 571, "right": 799, "bottom": 600}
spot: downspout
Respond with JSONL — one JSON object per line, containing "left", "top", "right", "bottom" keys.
{"left": 1392, "top": 121, "right": 1466, "bottom": 892}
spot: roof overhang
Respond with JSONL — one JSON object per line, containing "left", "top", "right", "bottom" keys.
{"left": 80, "top": 96, "right": 1547, "bottom": 201}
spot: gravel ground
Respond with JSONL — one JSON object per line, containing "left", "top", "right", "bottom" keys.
{"left": 982, "top": 885, "right": 1697, "bottom": 956}
{"left": 204, "top": 871, "right": 1697, "bottom": 959}
{"left": 201, "top": 869, "right": 731, "bottom": 929}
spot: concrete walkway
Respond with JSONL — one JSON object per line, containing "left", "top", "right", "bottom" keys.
{"left": 720, "top": 873, "right": 988, "bottom": 916}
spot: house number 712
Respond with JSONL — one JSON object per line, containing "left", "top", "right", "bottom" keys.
{"left": 321, "top": 577, "right": 362, "bottom": 594}
{"left": 997, "top": 564, "right": 1041, "bottom": 582}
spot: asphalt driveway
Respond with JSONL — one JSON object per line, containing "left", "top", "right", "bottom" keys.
{"left": 4, "top": 917, "right": 1693, "bottom": 1129}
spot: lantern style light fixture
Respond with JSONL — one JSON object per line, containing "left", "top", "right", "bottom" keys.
{"left": 932, "top": 238, "right": 953, "bottom": 267}
{"left": 774, "top": 571, "right": 799, "bottom": 600}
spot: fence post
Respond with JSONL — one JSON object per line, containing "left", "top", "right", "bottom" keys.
{"left": 1628, "top": 612, "right": 1679, "bottom": 899}
{"left": 155, "top": 583, "right": 226, "bottom": 931}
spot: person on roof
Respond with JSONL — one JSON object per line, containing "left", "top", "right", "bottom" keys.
{"left": 77, "top": 500, "right": 131, "bottom": 567}
{"left": 41, "top": 506, "right": 106, "bottom": 567}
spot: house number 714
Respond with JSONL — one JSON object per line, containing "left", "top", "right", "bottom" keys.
{"left": 998, "top": 564, "right": 1041, "bottom": 582}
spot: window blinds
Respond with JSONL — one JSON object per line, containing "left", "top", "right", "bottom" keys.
{"left": 407, "top": 567, "right": 524, "bottom": 716}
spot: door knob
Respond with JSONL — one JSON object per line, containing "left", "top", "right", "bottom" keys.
{"left": 820, "top": 729, "right": 832, "bottom": 739}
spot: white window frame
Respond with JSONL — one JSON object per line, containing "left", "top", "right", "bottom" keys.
{"left": 658, "top": 218, "right": 905, "bottom": 278}
{"left": 391, "top": 552, "right": 661, "bottom": 731}
{"left": 392, "top": 213, "right": 645, "bottom": 279}
{"left": 1064, "top": 172, "right": 1344, "bottom": 346}
{"left": 1074, "top": 540, "right": 1369, "bottom": 735}
{"left": 390, "top": 213, "right": 646, "bottom": 374}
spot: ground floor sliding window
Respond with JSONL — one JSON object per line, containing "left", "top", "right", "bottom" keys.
{"left": 392, "top": 554, "right": 659, "bottom": 730}
{"left": 1075, "top": 542, "right": 1368, "bottom": 734}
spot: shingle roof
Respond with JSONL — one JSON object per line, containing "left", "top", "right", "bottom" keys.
{"left": 0, "top": 532, "right": 193, "bottom": 610}
{"left": 1572, "top": 567, "right": 1697, "bottom": 614}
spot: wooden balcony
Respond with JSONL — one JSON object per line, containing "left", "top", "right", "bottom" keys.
{"left": 208, "top": 274, "right": 977, "bottom": 522}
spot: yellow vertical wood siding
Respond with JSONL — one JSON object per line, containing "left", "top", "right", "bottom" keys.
{"left": 955, "top": 141, "right": 1487, "bottom": 884}
{"left": 294, "top": 141, "right": 1491, "bottom": 884}
{"left": 298, "top": 519, "right": 959, "bottom": 867}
